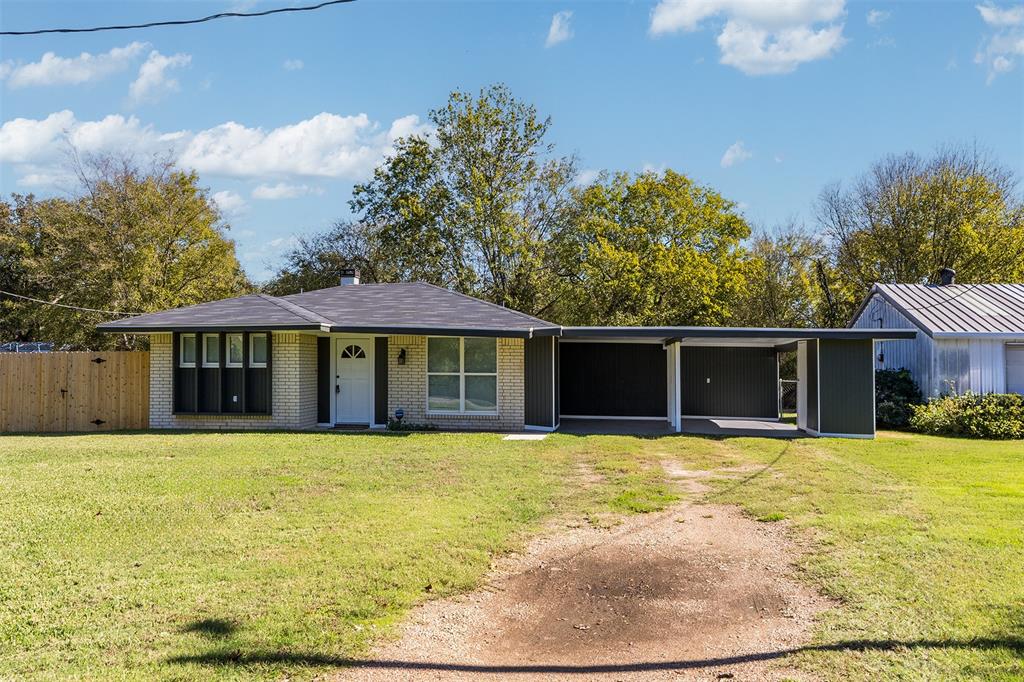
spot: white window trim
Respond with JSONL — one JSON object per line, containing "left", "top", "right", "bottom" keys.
{"left": 179, "top": 333, "right": 196, "bottom": 368}
{"left": 426, "top": 336, "right": 499, "bottom": 415}
{"left": 249, "top": 333, "right": 268, "bottom": 368}
{"left": 202, "top": 333, "right": 220, "bottom": 368}
{"left": 225, "top": 333, "right": 243, "bottom": 368}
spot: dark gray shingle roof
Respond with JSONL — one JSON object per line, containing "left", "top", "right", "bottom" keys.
{"left": 852, "top": 283, "right": 1024, "bottom": 336}
{"left": 98, "top": 283, "right": 560, "bottom": 337}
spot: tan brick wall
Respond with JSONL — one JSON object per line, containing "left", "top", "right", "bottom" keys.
{"left": 386, "top": 335, "right": 524, "bottom": 431}
{"left": 148, "top": 331, "right": 319, "bottom": 430}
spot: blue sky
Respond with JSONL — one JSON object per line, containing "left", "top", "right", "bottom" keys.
{"left": 2, "top": 0, "right": 1022, "bottom": 281}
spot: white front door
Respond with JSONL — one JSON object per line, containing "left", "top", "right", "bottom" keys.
{"left": 336, "top": 338, "right": 372, "bottom": 424}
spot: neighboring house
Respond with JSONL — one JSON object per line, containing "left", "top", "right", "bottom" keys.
{"left": 98, "top": 271, "right": 913, "bottom": 438}
{"left": 849, "top": 274, "right": 1024, "bottom": 397}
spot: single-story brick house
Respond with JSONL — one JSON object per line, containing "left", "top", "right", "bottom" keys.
{"left": 98, "top": 273, "right": 914, "bottom": 438}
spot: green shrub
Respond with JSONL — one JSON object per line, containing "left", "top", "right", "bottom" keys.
{"left": 875, "top": 368, "right": 923, "bottom": 428}
{"left": 909, "top": 392, "right": 1024, "bottom": 439}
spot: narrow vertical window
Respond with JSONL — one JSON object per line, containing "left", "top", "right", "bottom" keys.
{"left": 202, "top": 334, "right": 220, "bottom": 368}
{"left": 250, "top": 333, "right": 268, "bottom": 368}
{"left": 226, "top": 333, "right": 243, "bottom": 368}
{"left": 179, "top": 334, "right": 196, "bottom": 368}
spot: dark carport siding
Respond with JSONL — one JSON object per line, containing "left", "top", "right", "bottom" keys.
{"left": 558, "top": 326, "right": 916, "bottom": 438}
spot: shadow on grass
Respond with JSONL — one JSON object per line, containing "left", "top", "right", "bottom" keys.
{"left": 167, "top": 637, "right": 1024, "bottom": 673}
{"left": 182, "top": 619, "right": 237, "bottom": 639}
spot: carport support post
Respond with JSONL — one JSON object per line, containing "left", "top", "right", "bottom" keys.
{"left": 674, "top": 342, "right": 682, "bottom": 432}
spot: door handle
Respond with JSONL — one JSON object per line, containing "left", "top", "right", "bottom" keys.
{"left": 335, "top": 384, "right": 340, "bottom": 394}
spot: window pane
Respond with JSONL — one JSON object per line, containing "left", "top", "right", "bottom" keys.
{"left": 464, "top": 337, "right": 496, "bottom": 373}
{"left": 204, "top": 335, "right": 219, "bottom": 364}
{"left": 428, "top": 338, "right": 459, "bottom": 372}
{"left": 251, "top": 334, "right": 267, "bottom": 365}
{"left": 465, "top": 375, "right": 497, "bottom": 412}
{"left": 428, "top": 374, "right": 460, "bottom": 411}
{"left": 181, "top": 335, "right": 196, "bottom": 364}
{"left": 227, "top": 335, "right": 243, "bottom": 365}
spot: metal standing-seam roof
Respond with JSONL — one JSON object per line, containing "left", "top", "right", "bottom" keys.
{"left": 97, "top": 282, "right": 562, "bottom": 338}
{"left": 850, "top": 283, "right": 1024, "bottom": 337}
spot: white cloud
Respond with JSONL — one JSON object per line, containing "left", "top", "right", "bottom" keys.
{"left": 129, "top": 50, "right": 191, "bottom": 103}
{"left": 0, "top": 109, "right": 429, "bottom": 186}
{"left": 252, "top": 182, "right": 323, "bottom": 199}
{"left": 867, "top": 9, "right": 890, "bottom": 27}
{"left": 720, "top": 140, "right": 752, "bottom": 168}
{"left": 649, "top": 0, "right": 847, "bottom": 75}
{"left": 975, "top": 4, "right": 1024, "bottom": 83}
{"left": 178, "top": 112, "right": 427, "bottom": 178}
{"left": 1, "top": 42, "right": 148, "bottom": 88}
{"left": 546, "top": 10, "right": 574, "bottom": 47}
{"left": 283, "top": 59, "right": 304, "bottom": 71}
{"left": 575, "top": 168, "right": 601, "bottom": 186}
{"left": 212, "top": 190, "right": 248, "bottom": 215}
{"left": 977, "top": 3, "right": 1024, "bottom": 26}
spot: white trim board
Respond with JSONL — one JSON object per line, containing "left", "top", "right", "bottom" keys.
{"left": 681, "top": 415, "right": 781, "bottom": 421}
{"left": 524, "top": 424, "right": 558, "bottom": 432}
{"left": 559, "top": 415, "right": 667, "bottom": 421}
{"left": 803, "top": 427, "right": 874, "bottom": 439}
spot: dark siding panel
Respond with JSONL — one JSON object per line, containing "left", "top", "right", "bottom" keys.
{"left": 175, "top": 368, "right": 197, "bottom": 412}
{"left": 818, "top": 339, "right": 874, "bottom": 435}
{"left": 374, "top": 337, "right": 388, "bottom": 424}
{"left": 806, "top": 340, "right": 819, "bottom": 431}
{"left": 246, "top": 368, "right": 271, "bottom": 413}
{"left": 525, "top": 337, "right": 554, "bottom": 427}
{"left": 560, "top": 343, "right": 666, "bottom": 417}
{"left": 680, "top": 346, "right": 778, "bottom": 418}
{"left": 223, "top": 369, "right": 244, "bottom": 413}
{"left": 318, "top": 337, "right": 331, "bottom": 423}
{"left": 199, "top": 368, "right": 220, "bottom": 413}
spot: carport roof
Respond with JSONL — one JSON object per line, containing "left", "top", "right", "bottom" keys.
{"left": 561, "top": 326, "right": 916, "bottom": 345}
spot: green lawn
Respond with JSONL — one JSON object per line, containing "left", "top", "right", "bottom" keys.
{"left": 0, "top": 430, "right": 1021, "bottom": 680}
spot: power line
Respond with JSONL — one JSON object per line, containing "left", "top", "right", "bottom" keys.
{"left": 0, "top": 0, "right": 356, "bottom": 36}
{"left": 0, "top": 290, "right": 141, "bottom": 316}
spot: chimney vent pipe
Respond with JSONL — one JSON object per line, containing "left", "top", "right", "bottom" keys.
{"left": 340, "top": 268, "right": 360, "bottom": 285}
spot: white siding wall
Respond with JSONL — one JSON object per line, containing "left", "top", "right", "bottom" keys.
{"left": 930, "top": 339, "right": 1008, "bottom": 395}
{"left": 851, "top": 294, "right": 935, "bottom": 395}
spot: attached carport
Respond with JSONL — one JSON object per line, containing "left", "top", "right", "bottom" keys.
{"left": 531, "top": 326, "right": 916, "bottom": 439}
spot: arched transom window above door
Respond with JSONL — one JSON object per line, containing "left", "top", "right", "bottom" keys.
{"left": 341, "top": 344, "right": 366, "bottom": 359}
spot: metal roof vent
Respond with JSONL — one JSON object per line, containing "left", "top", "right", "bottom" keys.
{"left": 939, "top": 267, "right": 956, "bottom": 286}
{"left": 340, "top": 268, "right": 360, "bottom": 285}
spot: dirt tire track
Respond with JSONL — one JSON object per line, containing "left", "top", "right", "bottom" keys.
{"left": 333, "top": 501, "right": 829, "bottom": 681}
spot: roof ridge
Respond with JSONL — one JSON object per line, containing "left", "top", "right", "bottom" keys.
{"left": 413, "top": 281, "right": 559, "bottom": 328}
{"left": 256, "top": 293, "right": 333, "bottom": 326}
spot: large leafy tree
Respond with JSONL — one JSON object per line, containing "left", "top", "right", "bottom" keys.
{"left": 550, "top": 170, "right": 751, "bottom": 326}
{"left": 732, "top": 225, "right": 852, "bottom": 328}
{"left": 346, "top": 84, "right": 577, "bottom": 315}
{"left": 817, "top": 146, "right": 1024, "bottom": 319}
{"left": 0, "top": 155, "right": 250, "bottom": 349}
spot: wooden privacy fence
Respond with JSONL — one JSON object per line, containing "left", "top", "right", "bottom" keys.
{"left": 0, "top": 352, "right": 149, "bottom": 433}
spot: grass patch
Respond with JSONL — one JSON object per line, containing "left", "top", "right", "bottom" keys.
{"left": 662, "top": 432, "right": 1024, "bottom": 680}
{"left": 0, "top": 431, "right": 666, "bottom": 680}
{"left": 2, "top": 429, "right": 1020, "bottom": 680}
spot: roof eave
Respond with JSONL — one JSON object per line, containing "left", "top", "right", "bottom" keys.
{"left": 931, "top": 331, "right": 1024, "bottom": 339}
{"left": 96, "top": 323, "right": 329, "bottom": 333}
{"left": 327, "top": 324, "right": 562, "bottom": 338}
